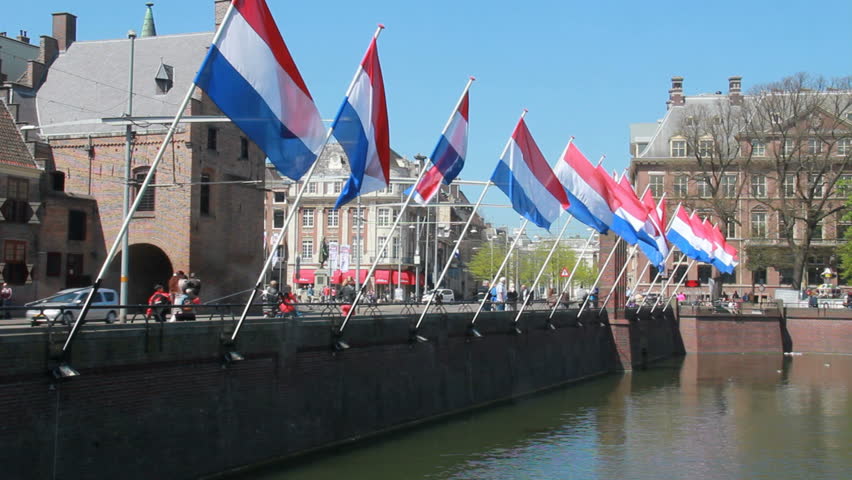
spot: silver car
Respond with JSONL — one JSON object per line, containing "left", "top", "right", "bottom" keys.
{"left": 26, "top": 287, "right": 119, "bottom": 326}
{"left": 421, "top": 288, "right": 455, "bottom": 304}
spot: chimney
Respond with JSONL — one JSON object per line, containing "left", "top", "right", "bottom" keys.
{"left": 52, "top": 12, "right": 77, "bottom": 51}
{"left": 215, "top": 0, "right": 230, "bottom": 29}
{"left": 728, "top": 76, "right": 743, "bottom": 105}
{"left": 38, "top": 35, "right": 59, "bottom": 68}
{"left": 16, "top": 30, "right": 30, "bottom": 44}
{"left": 667, "top": 76, "right": 685, "bottom": 109}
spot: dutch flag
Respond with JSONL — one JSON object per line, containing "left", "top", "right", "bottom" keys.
{"left": 195, "top": 0, "right": 326, "bottom": 181}
{"left": 553, "top": 142, "right": 611, "bottom": 234}
{"left": 333, "top": 32, "right": 390, "bottom": 209}
{"left": 490, "top": 117, "right": 570, "bottom": 231}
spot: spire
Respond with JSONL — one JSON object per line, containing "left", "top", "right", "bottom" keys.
{"left": 141, "top": 2, "right": 157, "bottom": 38}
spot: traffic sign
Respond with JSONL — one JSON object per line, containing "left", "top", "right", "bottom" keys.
{"left": 560, "top": 267, "right": 570, "bottom": 278}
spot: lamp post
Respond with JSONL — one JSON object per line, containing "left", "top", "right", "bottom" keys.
{"left": 120, "top": 29, "right": 136, "bottom": 322}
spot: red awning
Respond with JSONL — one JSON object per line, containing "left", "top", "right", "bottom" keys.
{"left": 374, "top": 270, "right": 391, "bottom": 285}
{"left": 392, "top": 270, "right": 418, "bottom": 285}
{"left": 293, "top": 269, "right": 315, "bottom": 284}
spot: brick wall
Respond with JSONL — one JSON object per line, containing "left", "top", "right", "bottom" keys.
{"left": 785, "top": 308, "right": 852, "bottom": 353}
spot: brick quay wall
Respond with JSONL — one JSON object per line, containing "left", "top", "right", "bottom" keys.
{"left": 0, "top": 309, "right": 682, "bottom": 480}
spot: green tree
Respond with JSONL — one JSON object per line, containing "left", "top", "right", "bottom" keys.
{"left": 839, "top": 180, "right": 852, "bottom": 283}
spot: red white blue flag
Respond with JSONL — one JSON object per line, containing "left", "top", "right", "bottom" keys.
{"left": 195, "top": 0, "right": 325, "bottom": 180}
{"left": 410, "top": 84, "right": 471, "bottom": 205}
{"left": 490, "top": 117, "right": 570, "bottom": 230}
{"left": 333, "top": 33, "right": 390, "bottom": 209}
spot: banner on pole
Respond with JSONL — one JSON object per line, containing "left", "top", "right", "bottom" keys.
{"left": 329, "top": 242, "right": 339, "bottom": 271}
{"left": 340, "top": 245, "right": 351, "bottom": 272}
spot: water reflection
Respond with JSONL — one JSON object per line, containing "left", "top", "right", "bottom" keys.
{"left": 237, "top": 354, "right": 851, "bottom": 480}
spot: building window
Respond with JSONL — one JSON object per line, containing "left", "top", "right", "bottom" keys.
{"left": 2, "top": 240, "right": 27, "bottom": 285}
{"left": 721, "top": 174, "right": 737, "bottom": 198}
{"left": 753, "top": 268, "right": 767, "bottom": 285}
{"left": 697, "top": 178, "right": 711, "bottom": 198}
{"left": 132, "top": 167, "right": 155, "bottom": 211}
{"left": 352, "top": 234, "right": 363, "bottom": 258}
{"left": 301, "top": 209, "right": 314, "bottom": 228}
{"left": 2, "top": 177, "right": 30, "bottom": 223}
{"left": 207, "top": 128, "right": 218, "bottom": 151}
{"left": 750, "top": 175, "right": 766, "bottom": 198}
{"left": 378, "top": 236, "right": 388, "bottom": 259}
{"left": 392, "top": 236, "right": 400, "bottom": 259}
{"left": 673, "top": 175, "right": 688, "bottom": 197}
{"left": 200, "top": 173, "right": 211, "bottom": 216}
{"left": 751, "top": 211, "right": 767, "bottom": 239}
{"left": 698, "top": 139, "right": 714, "bottom": 156}
{"left": 301, "top": 239, "right": 313, "bottom": 260}
{"left": 51, "top": 171, "right": 65, "bottom": 192}
{"left": 838, "top": 138, "right": 852, "bottom": 155}
{"left": 807, "top": 138, "right": 822, "bottom": 155}
{"left": 273, "top": 209, "right": 285, "bottom": 228}
{"left": 66, "top": 253, "right": 85, "bottom": 287}
{"left": 46, "top": 252, "right": 62, "bottom": 277}
{"left": 697, "top": 265, "right": 712, "bottom": 284}
{"left": 813, "top": 219, "right": 823, "bottom": 240}
{"left": 810, "top": 174, "right": 824, "bottom": 197}
{"left": 782, "top": 174, "right": 796, "bottom": 198}
{"left": 333, "top": 181, "right": 342, "bottom": 194}
{"left": 752, "top": 140, "right": 766, "bottom": 157}
{"left": 67, "top": 210, "right": 86, "bottom": 241}
{"left": 783, "top": 138, "right": 795, "bottom": 156}
{"left": 306, "top": 182, "right": 317, "bottom": 194}
{"left": 779, "top": 268, "right": 794, "bottom": 285}
{"left": 725, "top": 220, "right": 736, "bottom": 239}
{"left": 154, "top": 63, "right": 174, "bottom": 94}
{"left": 327, "top": 209, "right": 339, "bottom": 227}
{"left": 273, "top": 191, "right": 286, "bottom": 203}
{"left": 649, "top": 175, "right": 664, "bottom": 198}
{"left": 240, "top": 137, "right": 249, "bottom": 159}
{"left": 377, "top": 208, "right": 391, "bottom": 226}
{"left": 671, "top": 139, "right": 687, "bottom": 157}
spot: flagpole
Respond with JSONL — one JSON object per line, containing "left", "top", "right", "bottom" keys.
{"left": 230, "top": 24, "right": 386, "bottom": 346}
{"left": 337, "top": 159, "right": 431, "bottom": 336}
{"left": 576, "top": 236, "right": 622, "bottom": 318}
{"left": 598, "top": 243, "right": 639, "bottom": 315}
{"left": 414, "top": 182, "right": 488, "bottom": 331}
{"left": 656, "top": 257, "right": 698, "bottom": 312}
{"left": 469, "top": 219, "right": 530, "bottom": 327}
{"left": 513, "top": 214, "right": 574, "bottom": 326}
{"left": 548, "top": 228, "right": 597, "bottom": 319}
{"left": 632, "top": 201, "right": 681, "bottom": 312}
{"left": 508, "top": 137, "right": 576, "bottom": 326}
{"left": 406, "top": 77, "right": 478, "bottom": 331}
{"left": 59, "top": 3, "right": 238, "bottom": 358}
{"left": 627, "top": 193, "right": 669, "bottom": 297}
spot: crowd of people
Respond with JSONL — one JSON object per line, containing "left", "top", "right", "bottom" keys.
{"left": 145, "top": 271, "right": 202, "bottom": 322}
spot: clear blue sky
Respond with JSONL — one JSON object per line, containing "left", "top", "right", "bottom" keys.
{"left": 6, "top": 0, "right": 852, "bottom": 237}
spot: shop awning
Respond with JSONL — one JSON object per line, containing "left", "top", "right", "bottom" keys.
{"left": 293, "top": 269, "right": 315, "bottom": 284}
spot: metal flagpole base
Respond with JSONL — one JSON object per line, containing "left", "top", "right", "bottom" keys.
{"left": 52, "top": 363, "right": 80, "bottom": 379}
{"left": 466, "top": 324, "right": 483, "bottom": 339}
{"left": 220, "top": 336, "right": 244, "bottom": 365}
{"left": 544, "top": 319, "right": 557, "bottom": 331}
{"left": 332, "top": 331, "right": 351, "bottom": 352}
{"left": 409, "top": 328, "right": 428, "bottom": 344}
{"left": 511, "top": 323, "right": 523, "bottom": 335}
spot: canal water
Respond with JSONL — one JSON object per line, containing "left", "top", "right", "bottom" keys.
{"left": 237, "top": 354, "right": 852, "bottom": 480}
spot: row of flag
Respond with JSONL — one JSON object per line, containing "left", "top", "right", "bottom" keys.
{"left": 194, "top": 0, "right": 737, "bottom": 278}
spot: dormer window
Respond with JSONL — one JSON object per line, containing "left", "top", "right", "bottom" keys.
{"left": 155, "top": 62, "right": 174, "bottom": 94}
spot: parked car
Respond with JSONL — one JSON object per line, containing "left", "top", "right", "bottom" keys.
{"left": 421, "top": 288, "right": 455, "bottom": 304}
{"left": 26, "top": 287, "right": 119, "bottom": 326}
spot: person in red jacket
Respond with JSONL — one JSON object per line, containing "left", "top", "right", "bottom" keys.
{"left": 146, "top": 284, "right": 170, "bottom": 323}
{"left": 279, "top": 285, "right": 299, "bottom": 316}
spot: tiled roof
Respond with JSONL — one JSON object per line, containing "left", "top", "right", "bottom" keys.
{"left": 0, "top": 99, "right": 39, "bottom": 169}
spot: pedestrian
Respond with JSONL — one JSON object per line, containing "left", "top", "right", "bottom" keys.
{"left": 478, "top": 281, "right": 491, "bottom": 310}
{"left": 279, "top": 285, "right": 299, "bottom": 317}
{"left": 262, "top": 280, "right": 282, "bottom": 318}
{"left": 338, "top": 277, "right": 357, "bottom": 316}
{"left": 322, "top": 285, "right": 331, "bottom": 302}
{"left": 845, "top": 290, "right": 852, "bottom": 309}
{"left": 173, "top": 288, "right": 200, "bottom": 321}
{"left": 676, "top": 292, "right": 686, "bottom": 302}
{"left": 494, "top": 277, "right": 507, "bottom": 311}
{"left": 145, "top": 284, "right": 170, "bottom": 323}
{"left": 307, "top": 284, "right": 315, "bottom": 303}
{"left": 506, "top": 284, "right": 518, "bottom": 311}
{"left": 0, "top": 282, "right": 12, "bottom": 319}
{"left": 590, "top": 287, "right": 599, "bottom": 308}
{"left": 168, "top": 270, "right": 186, "bottom": 303}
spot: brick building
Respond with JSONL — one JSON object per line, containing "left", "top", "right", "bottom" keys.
{"left": 21, "top": 2, "right": 266, "bottom": 305}
{"left": 628, "top": 76, "right": 851, "bottom": 302}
